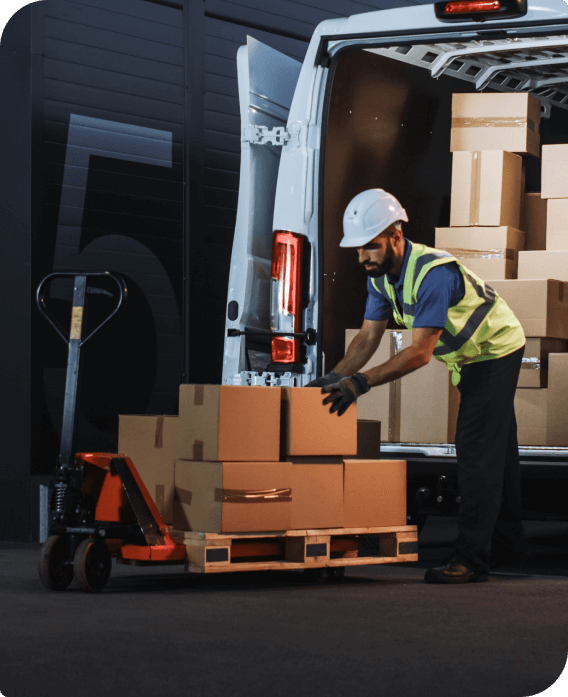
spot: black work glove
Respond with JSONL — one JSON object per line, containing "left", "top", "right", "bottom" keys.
{"left": 322, "top": 373, "right": 371, "bottom": 417}
{"left": 305, "top": 370, "right": 344, "bottom": 389}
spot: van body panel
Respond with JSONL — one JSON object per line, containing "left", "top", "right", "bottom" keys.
{"left": 317, "top": 0, "right": 568, "bottom": 49}
{"left": 222, "top": 38, "right": 302, "bottom": 385}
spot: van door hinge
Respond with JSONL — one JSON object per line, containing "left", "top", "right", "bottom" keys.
{"left": 241, "top": 125, "right": 299, "bottom": 146}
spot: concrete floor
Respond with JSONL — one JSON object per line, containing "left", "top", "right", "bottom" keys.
{"left": 0, "top": 517, "right": 567, "bottom": 697}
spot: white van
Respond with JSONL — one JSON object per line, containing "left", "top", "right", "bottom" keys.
{"left": 222, "top": 0, "right": 568, "bottom": 522}
{"left": 222, "top": 0, "right": 568, "bottom": 524}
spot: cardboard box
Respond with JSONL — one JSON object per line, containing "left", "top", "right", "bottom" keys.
{"left": 487, "top": 280, "right": 568, "bottom": 339}
{"left": 173, "top": 460, "right": 292, "bottom": 532}
{"left": 290, "top": 463, "right": 343, "bottom": 529}
{"left": 545, "top": 199, "right": 568, "bottom": 250}
{"left": 521, "top": 193, "right": 547, "bottom": 251}
{"left": 450, "top": 92, "right": 540, "bottom": 157}
{"left": 546, "top": 354, "right": 568, "bottom": 446}
{"left": 356, "top": 420, "right": 381, "bottom": 459}
{"left": 280, "top": 387, "right": 357, "bottom": 457}
{"left": 343, "top": 460, "right": 407, "bottom": 528}
{"left": 449, "top": 151, "right": 522, "bottom": 228}
{"left": 518, "top": 250, "right": 568, "bottom": 284}
{"left": 346, "top": 329, "right": 460, "bottom": 443}
{"left": 542, "top": 145, "right": 568, "bottom": 198}
{"left": 178, "top": 385, "right": 281, "bottom": 462}
{"left": 118, "top": 415, "right": 178, "bottom": 524}
{"left": 519, "top": 338, "right": 568, "bottom": 388}
{"left": 515, "top": 388, "right": 548, "bottom": 445}
{"left": 435, "top": 226, "right": 524, "bottom": 280}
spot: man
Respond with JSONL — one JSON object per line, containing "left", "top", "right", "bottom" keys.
{"left": 308, "top": 188, "right": 527, "bottom": 584}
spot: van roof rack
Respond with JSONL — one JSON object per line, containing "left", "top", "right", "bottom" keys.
{"left": 370, "top": 35, "right": 568, "bottom": 117}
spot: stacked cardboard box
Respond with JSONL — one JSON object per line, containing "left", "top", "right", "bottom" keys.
{"left": 346, "top": 329, "right": 460, "bottom": 444}
{"left": 435, "top": 92, "right": 541, "bottom": 280}
{"left": 117, "top": 385, "right": 405, "bottom": 534}
{"left": 493, "top": 144, "right": 568, "bottom": 444}
{"left": 118, "top": 415, "right": 179, "bottom": 525}
{"left": 429, "top": 92, "right": 568, "bottom": 445}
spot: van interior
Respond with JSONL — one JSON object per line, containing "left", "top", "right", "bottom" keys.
{"left": 322, "top": 39, "right": 568, "bottom": 369}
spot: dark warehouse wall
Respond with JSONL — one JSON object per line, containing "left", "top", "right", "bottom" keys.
{"left": 0, "top": 0, "right": 427, "bottom": 540}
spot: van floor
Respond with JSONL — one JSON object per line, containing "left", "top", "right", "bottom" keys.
{"left": 0, "top": 517, "right": 566, "bottom": 697}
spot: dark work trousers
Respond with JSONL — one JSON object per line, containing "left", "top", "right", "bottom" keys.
{"left": 454, "top": 345, "right": 526, "bottom": 574}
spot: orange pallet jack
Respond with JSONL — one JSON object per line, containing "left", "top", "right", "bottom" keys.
{"left": 36, "top": 272, "right": 186, "bottom": 593}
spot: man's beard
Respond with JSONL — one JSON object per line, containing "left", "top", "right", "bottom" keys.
{"left": 364, "top": 245, "right": 395, "bottom": 277}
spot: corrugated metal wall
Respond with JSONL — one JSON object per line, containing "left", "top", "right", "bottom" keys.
{"left": 37, "top": 0, "right": 186, "bottom": 464}
{"left": 0, "top": 0, "right": 427, "bottom": 539}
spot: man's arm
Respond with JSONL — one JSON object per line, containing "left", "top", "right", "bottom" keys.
{"left": 361, "top": 326, "right": 443, "bottom": 388}
{"left": 333, "top": 319, "right": 388, "bottom": 377}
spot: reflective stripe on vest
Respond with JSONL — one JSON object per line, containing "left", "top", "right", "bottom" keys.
{"left": 434, "top": 270, "right": 496, "bottom": 356}
{"left": 370, "top": 241, "right": 525, "bottom": 382}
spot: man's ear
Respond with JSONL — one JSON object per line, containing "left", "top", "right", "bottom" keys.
{"left": 392, "top": 225, "right": 404, "bottom": 245}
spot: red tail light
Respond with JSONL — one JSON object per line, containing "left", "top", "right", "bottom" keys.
{"left": 434, "top": 0, "right": 524, "bottom": 20}
{"left": 270, "top": 230, "right": 304, "bottom": 364}
{"left": 445, "top": 0, "right": 500, "bottom": 12}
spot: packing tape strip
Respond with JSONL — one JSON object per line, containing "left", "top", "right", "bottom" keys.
{"left": 193, "top": 440, "right": 204, "bottom": 460}
{"left": 215, "top": 488, "right": 292, "bottom": 503}
{"left": 452, "top": 116, "right": 538, "bottom": 133}
{"left": 155, "top": 415, "right": 164, "bottom": 448}
{"left": 388, "top": 331, "right": 403, "bottom": 442}
{"left": 194, "top": 385, "right": 204, "bottom": 405}
{"left": 470, "top": 151, "right": 481, "bottom": 226}
{"left": 521, "top": 357, "right": 541, "bottom": 370}
{"left": 444, "top": 248, "right": 515, "bottom": 261}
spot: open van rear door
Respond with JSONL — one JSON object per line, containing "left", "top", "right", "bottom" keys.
{"left": 222, "top": 37, "right": 302, "bottom": 385}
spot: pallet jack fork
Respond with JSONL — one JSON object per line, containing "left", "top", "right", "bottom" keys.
{"left": 36, "top": 272, "right": 185, "bottom": 593}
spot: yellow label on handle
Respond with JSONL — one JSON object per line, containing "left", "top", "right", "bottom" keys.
{"left": 70, "top": 306, "right": 83, "bottom": 340}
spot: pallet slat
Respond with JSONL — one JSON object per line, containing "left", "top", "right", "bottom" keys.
{"left": 172, "top": 526, "right": 419, "bottom": 574}
{"left": 188, "top": 555, "right": 419, "bottom": 574}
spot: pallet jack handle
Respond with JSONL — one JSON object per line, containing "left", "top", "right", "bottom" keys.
{"left": 36, "top": 271, "right": 127, "bottom": 348}
{"left": 36, "top": 271, "right": 128, "bottom": 514}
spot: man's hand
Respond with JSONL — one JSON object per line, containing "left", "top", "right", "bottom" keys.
{"left": 305, "top": 370, "right": 344, "bottom": 389}
{"left": 322, "top": 373, "right": 371, "bottom": 416}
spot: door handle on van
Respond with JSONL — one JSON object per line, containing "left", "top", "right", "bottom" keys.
{"left": 227, "top": 327, "right": 317, "bottom": 345}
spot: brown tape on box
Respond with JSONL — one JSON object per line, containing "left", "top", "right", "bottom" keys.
{"left": 214, "top": 488, "right": 292, "bottom": 503}
{"left": 444, "top": 248, "right": 515, "bottom": 261}
{"left": 194, "top": 385, "right": 204, "bottom": 405}
{"left": 193, "top": 440, "right": 204, "bottom": 461}
{"left": 154, "top": 415, "right": 164, "bottom": 448}
{"left": 452, "top": 116, "right": 538, "bottom": 133}
{"left": 470, "top": 151, "right": 481, "bottom": 226}
{"left": 388, "top": 331, "right": 403, "bottom": 442}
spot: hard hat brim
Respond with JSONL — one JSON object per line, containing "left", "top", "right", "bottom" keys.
{"left": 339, "top": 232, "right": 381, "bottom": 248}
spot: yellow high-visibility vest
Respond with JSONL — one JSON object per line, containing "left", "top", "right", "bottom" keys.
{"left": 371, "top": 242, "right": 525, "bottom": 384}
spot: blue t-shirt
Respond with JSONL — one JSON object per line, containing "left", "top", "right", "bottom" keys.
{"left": 364, "top": 239, "right": 465, "bottom": 329}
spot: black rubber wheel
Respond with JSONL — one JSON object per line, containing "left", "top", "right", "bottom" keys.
{"left": 326, "top": 567, "right": 346, "bottom": 582}
{"left": 73, "top": 538, "right": 112, "bottom": 593}
{"left": 38, "top": 535, "right": 74, "bottom": 591}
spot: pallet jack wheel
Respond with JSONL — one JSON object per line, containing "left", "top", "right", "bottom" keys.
{"left": 73, "top": 537, "right": 112, "bottom": 593}
{"left": 38, "top": 535, "right": 75, "bottom": 591}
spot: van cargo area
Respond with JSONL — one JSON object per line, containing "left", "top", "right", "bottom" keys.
{"left": 220, "top": 18, "right": 568, "bottom": 525}
{"left": 322, "top": 41, "right": 568, "bottom": 369}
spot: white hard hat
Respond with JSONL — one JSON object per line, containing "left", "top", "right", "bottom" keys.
{"left": 340, "top": 189, "right": 408, "bottom": 248}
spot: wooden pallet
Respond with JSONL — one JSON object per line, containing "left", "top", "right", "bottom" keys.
{"left": 171, "top": 525, "right": 418, "bottom": 574}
